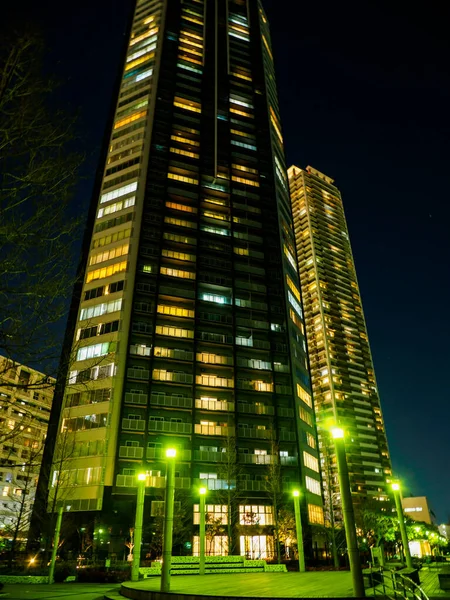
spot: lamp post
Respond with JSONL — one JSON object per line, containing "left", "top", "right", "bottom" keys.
{"left": 392, "top": 483, "right": 412, "bottom": 569}
{"left": 331, "top": 427, "right": 365, "bottom": 598}
{"left": 199, "top": 487, "right": 207, "bottom": 575}
{"left": 131, "top": 473, "right": 147, "bottom": 582}
{"left": 161, "top": 448, "right": 176, "bottom": 593}
{"left": 292, "top": 490, "right": 306, "bottom": 573}
{"left": 48, "top": 506, "right": 63, "bottom": 584}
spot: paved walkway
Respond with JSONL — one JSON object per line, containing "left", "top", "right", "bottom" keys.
{"left": 122, "top": 572, "right": 356, "bottom": 598}
{"left": 0, "top": 582, "right": 120, "bottom": 600}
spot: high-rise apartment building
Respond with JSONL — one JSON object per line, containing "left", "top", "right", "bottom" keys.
{"left": 35, "top": 1, "right": 323, "bottom": 558}
{"left": 0, "top": 356, "right": 54, "bottom": 542}
{"left": 288, "top": 165, "right": 392, "bottom": 523}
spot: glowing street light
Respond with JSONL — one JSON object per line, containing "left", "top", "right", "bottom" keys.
{"left": 331, "top": 427, "right": 365, "bottom": 598}
{"left": 292, "top": 490, "right": 305, "bottom": 573}
{"left": 199, "top": 487, "right": 207, "bottom": 575}
{"left": 161, "top": 449, "right": 177, "bottom": 593}
{"left": 131, "top": 473, "right": 147, "bottom": 581}
{"left": 391, "top": 482, "right": 413, "bottom": 569}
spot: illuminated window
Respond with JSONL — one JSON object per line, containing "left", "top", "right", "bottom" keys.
{"left": 193, "top": 504, "right": 228, "bottom": 525}
{"left": 283, "top": 245, "right": 297, "bottom": 271}
{"left": 297, "top": 384, "right": 312, "bottom": 408}
{"left": 170, "top": 134, "right": 200, "bottom": 146}
{"left": 164, "top": 216, "right": 197, "bottom": 229}
{"left": 269, "top": 106, "right": 284, "bottom": 145}
{"left": 100, "top": 182, "right": 137, "bottom": 204}
{"left": 76, "top": 342, "right": 110, "bottom": 362}
{"left": 114, "top": 110, "right": 147, "bottom": 130}
{"left": 165, "top": 202, "right": 197, "bottom": 213}
{"left": 125, "top": 54, "right": 154, "bottom": 71}
{"left": 173, "top": 96, "right": 202, "bottom": 113}
{"left": 306, "top": 432, "right": 316, "bottom": 449}
{"left": 86, "top": 261, "right": 127, "bottom": 283}
{"left": 305, "top": 476, "right": 321, "bottom": 496}
{"left": 231, "top": 176, "right": 259, "bottom": 187}
{"left": 163, "top": 232, "right": 197, "bottom": 245}
{"left": 92, "top": 228, "right": 131, "bottom": 248}
{"left": 308, "top": 504, "right": 324, "bottom": 524}
{"left": 161, "top": 249, "right": 196, "bottom": 262}
{"left": 199, "top": 293, "right": 231, "bottom": 305}
{"left": 160, "top": 266, "right": 195, "bottom": 280}
{"left": 155, "top": 325, "right": 194, "bottom": 338}
{"left": 170, "top": 147, "right": 199, "bottom": 159}
{"left": 79, "top": 299, "right": 122, "bottom": 321}
{"left": 286, "top": 275, "right": 301, "bottom": 302}
{"left": 303, "top": 451, "right": 319, "bottom": 473}
{"left": 157, "top": 305, "right": 194, "bottom": 318}
{"left": 299, "top": 407, "right": 313, "bottom": 426}
{"left": 89, "top": 244, "right": 129, "bottom": 266}
{"left": 239, "top": 505, "right": 273, "bottom": 526}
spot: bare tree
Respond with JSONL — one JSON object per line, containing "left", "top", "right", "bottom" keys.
{"left": 216, "top": 427, "right": 243, "bottom": 554}
{"left": 263, "top": 440, "right": 283, "bottom": 562}
{"left": 0, "top": 30, "right": 83, "bottom": 380}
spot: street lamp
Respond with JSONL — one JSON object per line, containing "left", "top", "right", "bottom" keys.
{"left": 199, "top": 487, "right": 207, "bottom": 575}
{"left": 391, "top": 482, "right": 413, "bottom": 569}
{"left": 292, "top": 490, "right": 306, "bottom": 573}
{"left": 331, "top": 427, "right": 365, "bottom": 598}
{"left": 131, "top": 473, "right": 147, "bottom": 581}
{"left": 161, "top": 448, "right": 177, "bottom": 593}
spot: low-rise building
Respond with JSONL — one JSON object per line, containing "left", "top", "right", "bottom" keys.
{"left": 402, "top": 496, "right": 435, "bottom": 524}
{"left": 0, "top": 356, "right": 54, "bottom": 543}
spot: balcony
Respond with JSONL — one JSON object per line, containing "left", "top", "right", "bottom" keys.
{"left": 279, "top": 430, "right": 296, "bottom": 441}
{"left": 125, "top": 393, "right": 147, "bottom": 405}
{"left": 237, "top": 402, "right": 274, "bottom": 416}
{"left": 238, "top": 480, "right": 264, "bottom": 492}
{"left": 195, "top": 398, "right": 234, "bottom": 412}
{"left": 275, "top": 384, "right": 293, "bottom": 395}
{"left": 148, "top": 421, "right": 192, "bottom": 434}
{"left": 193, "top": 450, "right": 229, "bottom": 463}
{"left": 278, "top": 407, "right": 294, "bottom": 418}
{"left": 196, "top": 375, "right": 234, "bottom": 388}
{"left": 280, "top": 455, "right": 298, "bottom": 466}
{"left": 122, "top": 418, "right": 145, "bottom": 431}
{"left": 128, "top": 368, "right": 150, "bottom": 380}
{"left": 175, "top": 477, "right": 191, "bottom": 489}
{"left": 198, "top": 478, "right": 236, "bottom": 491}
{"left": 153, "top": 371, "right": 194, "bottom": 384}
{"left": 147, "top": 448, "right": 192, "bottom": 461}
{"left": 237, "top": 380, "right": 273, "bottom": 392}
{"left": 151, "top": 393, "right": 193, "bottom": 409}
{"left": 118, "top": 446, "right": 144, "bottom": 459}
{"left": 237, "top": 427, "right": 274, "bottom": 440}
{"left": 238, "top": 454, "right": 276, "bottom": 465}
{"left": 194, "top": 424, "right": 235, "bottom": 436}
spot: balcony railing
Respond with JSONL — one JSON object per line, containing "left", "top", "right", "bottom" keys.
{"left": 238, "top": 454, "right": 275, "bottom": 465}
{"left": 122, "top": 418, "right": 145, "bottom": 431}
{"left": 237, "top": 402, "right": 274, "bottom": 416}
{"left": 194, "top": 424, "right": 235, "bottom": 436}
{"left": 278, "top": 407, "right": 294, "bottom": 418}
{"left": 279, "top": 430, "right": 296, "bottom": 441}
{"left": 195, "top": 398, "right": 234, "bottom": 412}
{"left": 118, "top": 446, "right": 144, "bottom": 459}
{"left": 124, "top": 393, "right": 147, "bottom": 405}
{"left": 238, "top": 480, "right": 264, "bottom": 492}
{"left": 153, "top": 372, "right": 194, "bottom": 384}
{"left": 196, "top": 376, "right": 234, "bottom": 388}
{"left": 146, "top": 448, "right": 192, "bottom": 461}
{"left": 237, "top": 427, "right": 274, "bottom": 439}
{"left": 151, "top": 393, "right": 193, "bottom": 409}
{"left": 148, "top": 421, "right": 192, "bottom": 434}
{"left": 127, "top": 368, "right": 150, "bottom": 380}
{"left": 193, "top": 450, "right": 229, "bottom": 462}
{"left": 198, "top": 478, "right": 236, "bottom": 491}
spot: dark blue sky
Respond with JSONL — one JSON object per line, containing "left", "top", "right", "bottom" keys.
{"left": 6, "top": 0, "right": 450, "bottom": 521}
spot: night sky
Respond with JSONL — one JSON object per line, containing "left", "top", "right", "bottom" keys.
{"left": 5, "top": 0, "right": 450, "bottom": 521}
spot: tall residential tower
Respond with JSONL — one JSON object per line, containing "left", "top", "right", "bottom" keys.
{"left": 288, "top": 165, "right": 392, "bottom": 523}
{"left": 35, "top": 1, "right": 323, "bottom": 558}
